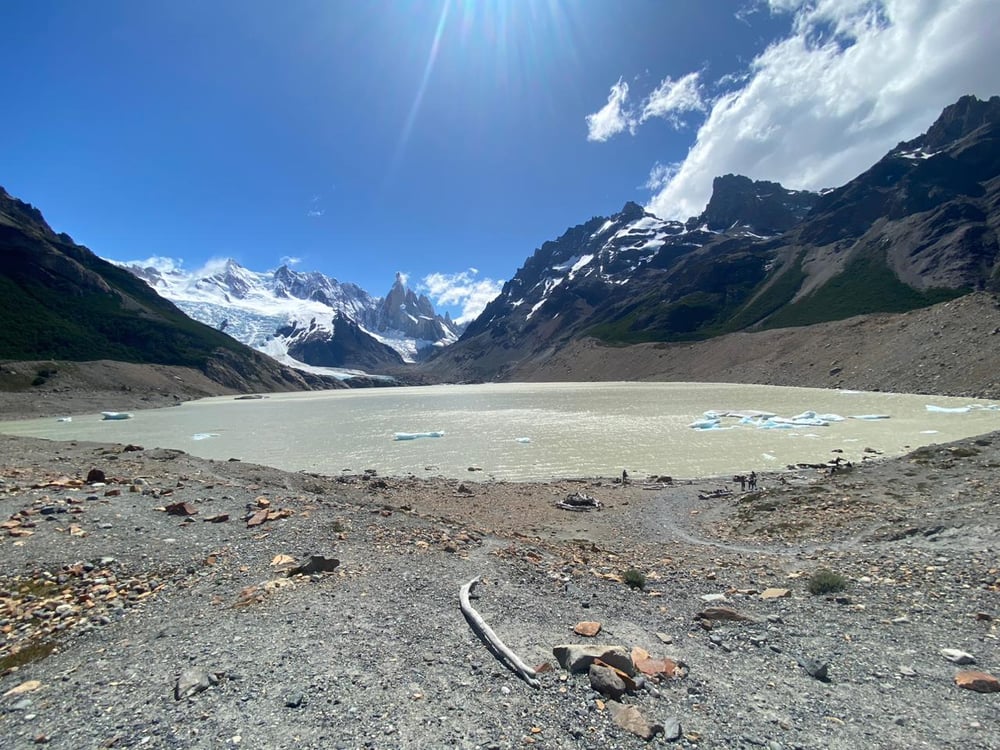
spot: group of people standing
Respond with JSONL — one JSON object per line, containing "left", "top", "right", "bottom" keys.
{"left": 735, "top": 471, "right": 758, "bottom": 491}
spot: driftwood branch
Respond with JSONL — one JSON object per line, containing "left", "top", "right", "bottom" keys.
{"left": 459, "top": 576, "right": 540, "bottom": 689}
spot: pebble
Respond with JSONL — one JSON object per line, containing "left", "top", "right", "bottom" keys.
{"left": 940, "top": 648, "right": 975, "bottom": 665}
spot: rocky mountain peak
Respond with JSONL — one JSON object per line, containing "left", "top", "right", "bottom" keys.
{"left": 909, "top": 94, "right": 1000, "bottom": 152}
{"left": 693, "top": 174, "right": 819, "bottom": 235}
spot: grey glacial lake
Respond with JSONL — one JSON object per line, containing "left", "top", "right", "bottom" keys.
{"left": 2, "top": 382, "right": 998, "bottom": 481}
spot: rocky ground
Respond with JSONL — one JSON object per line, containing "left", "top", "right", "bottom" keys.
{"left": 510, "top": 293, "right": 1000, "bottom": 401}
{"left": 1, "top": 295, "right": 1000, "bottom": 749}
{"left": 0, "top": 415, "right": 997, "bottom": 748}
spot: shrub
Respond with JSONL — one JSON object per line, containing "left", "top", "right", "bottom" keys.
{"left": 808, "top": 568, "right": 848, "bottom": 595}
{"left": 623, "top": 568, "right": 646, "bottom": 590}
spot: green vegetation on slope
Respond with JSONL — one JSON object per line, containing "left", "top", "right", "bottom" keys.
{"left": 762, "top": 251, "right": 965, "bottom": 330}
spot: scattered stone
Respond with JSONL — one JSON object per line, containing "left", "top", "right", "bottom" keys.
{"left": 699, "top": 593, "right": 728, "bottom": 603}
{"left": 573, "top": 621, "right": 602, "bottom": 637}
{"left": 164, "top": 502, "right": 197, "bottom": 516}
{"left": 203, "top": 513, "right": 230, "bottom": 523}
{"left": 284, "top": 691, "right": 306, "bottom": 708}
{"left": 175, "top": 668, "right": 212, "bottom": 700}
{"left": 3, "top": 680, "right": 42, "bottom": 698}
{"left": 661, "top": 716, "right": 682, "bottom": 742}
{"left": 797, "top": 656, "right": 830, "bottom": 682}
{"left": 760, "top": 587, "right": 791, "bottom": 599}
{"left": 955, "top": 671, "right": 1000, "bottom": 693}
{"left": 552, "top": 644, "right": 634, "bottom": 675}
{"left": 556, "top": 492, "right": 601, "bottom": 511}
{"left": 695, "top": 606, "right": 753, "bottom": 622}
{"left": 289, "top": 555, "right": 340, "bottom": 576}
{"left": 940, "top": 648, "right": 975, "bottom": 665}
{"left": 655, "top": 632, "right": 673, "bottom": 644}
{"left": 85, "top": 468, "right": 106, "bottom": 484}
{"left": 607, "top": 701, "right": 664, "bottom": 741}
{"left": 589, "top": 664, "right": 626, "bottom": 700}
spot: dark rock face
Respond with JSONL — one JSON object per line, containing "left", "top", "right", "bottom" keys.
{"left": 278, "top": 315, "right": 405, "bottom": 371}
{"left": 366, "top": 273, "right": 459, "bottom": 347}
{"left": 692, "top": 174, "right": 819, "bottom": 235}
{"left": 424, "top": 95, "right": 1000, "bottom": 383}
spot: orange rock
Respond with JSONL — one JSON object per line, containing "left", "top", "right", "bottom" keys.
{"left": 574, "top": 621, "right": 602, "bottom": 637}
{"left": 634, "top": 656, "right": 687, "bottom": 679}
{"left": 955, "top": 670, "right": 1000, "bottom": 693}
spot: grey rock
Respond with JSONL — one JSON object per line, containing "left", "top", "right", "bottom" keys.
{"left": 552, "top": 644, "right": 634, "bottom": 675}
{"left": 940, "top": 648, "right": 975, "bottom": 665}
{"left": 797, "top": 656, "right": 830, "bottom": 682}
{"left": 662, "top": 716, "right": 682, "bottom": 741}
{"left": 588, "top": 664, "right": 626, "bottom": 700}
{"left": 175, "top": 668, "right": 212, "bottom": 700}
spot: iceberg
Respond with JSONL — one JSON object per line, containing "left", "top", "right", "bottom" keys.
{"left": 515, "top": 437, "right": 532, "bottom": 443}
{"left": 926, "top": 404, "right": 971, "bottom": 413}
{"left": 393, "top": 431, "right": 445, "bottom": 441}
{"left": 688, "top": 418, "right": 721, "bottom": 430}
{"left": 56, "top": 416, "right": 72, "bottom": 422}
{"left": 850, "top": 414, "right": 890, "bottom": 420}
{"left": 101, "top": 412, "right": 133, "bottom": 420}
{"left": 192, "top": 433, "right": 220, "bottom": 441}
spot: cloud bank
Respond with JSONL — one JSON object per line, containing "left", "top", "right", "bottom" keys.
{"left": 420, "top": 269, "right": 503, "bottom": 325}
{"left": 586, "top": 0, "right": 1000, "bottom": 220}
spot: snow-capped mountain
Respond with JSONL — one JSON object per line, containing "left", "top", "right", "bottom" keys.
{"left": 118, "top": 258, "right": 460, "bottom": 372}
{"left": 426, "top": 95, "right": 1000, "bottom": 383}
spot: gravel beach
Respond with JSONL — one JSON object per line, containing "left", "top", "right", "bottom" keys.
{"left": 0, "top": 389, "right": 998, "bottom": 749}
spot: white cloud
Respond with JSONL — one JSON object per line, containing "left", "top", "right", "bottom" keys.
{"left": 644, "top": 0, "right": 1000, "bottom": 220}
{"left": 420, "top": 269, "right": 503, "bottom": 325}
{"left": 306, "top": 208, "right": 325, "bottom": 218}
{"left": 587, "top": 72, "right": 706, "bottom": 142}
{"left": 280, "top": 256, "right": 302, "bottom": 267}
{"left": 640, "top": 72, "right": 705, "bottom": 126}
{"left": 128, "top": 255, "right": 184, "bottom": 273}
{"left": 586, "top": 78, "right": 633, "bottom": 142}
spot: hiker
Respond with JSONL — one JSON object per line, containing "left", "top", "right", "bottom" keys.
{"left": 621, "top": 469, "right": 629, "bottom": 485}
{"left": 749, "top": 471, "right": 757, "bottom": 490}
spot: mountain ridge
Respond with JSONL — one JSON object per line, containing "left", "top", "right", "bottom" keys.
{"left": 423, "top": 94, "right": 1000, "bottom": 382}
{"left": 119, "top": 259, "right": 460, "bottom": 372}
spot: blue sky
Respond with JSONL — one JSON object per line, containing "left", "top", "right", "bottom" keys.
{"left": 2, "top": 1, "right": 998, "bottom": 323}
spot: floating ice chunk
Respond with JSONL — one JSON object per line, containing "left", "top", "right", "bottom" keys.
{"left": 920, "top": 430, "right": 940, "bottom": 434}
{"left": 192, "top": 433, "right": 220, "bottom": 441}
{"left": 767, "top": 416, "right": 829, "bottom": 427}
{"left": 850, "top": 414, "right": 890, "bottom": 420}
{"left": 689, "top": 418, "right": 721, "bottom": 430}
{"left": 515, "top": 437, "right": 532, "bottom": 443}
{"left": 393, "top": 431, "right": 445, "bottom": 441}
{"left": 923, "top": 403, "right": 999, "bottom": 413}
{"left": 838, "top": 390, "right": 863, "bottom": 395}
{"left": 101, "top": 411, "right": 133, "bottom": 420}
{"left": 762, "top": 453, "right": 776, "bottom": 461}
{"left": 815, "top": 413, "right": 845, "bottom": 422}
{"left": 56, "top": 416, "right": 72, "bottom": 422}
{"left": 759, "top": 420, "right": 795, "bottom": 430}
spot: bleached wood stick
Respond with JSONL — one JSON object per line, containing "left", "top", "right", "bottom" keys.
{"left": 459, "top": 576, "right": 541, "bottom": 689}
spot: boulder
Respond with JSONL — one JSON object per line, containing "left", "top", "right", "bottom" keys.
{"left": 552, "top": 644, "right": 634, "bottom": 675}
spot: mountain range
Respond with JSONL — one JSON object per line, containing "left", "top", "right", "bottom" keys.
{"left": 424, "top": 94, "right": 1000, "bottom": 381}
{"left": 118, "top": 260, "right": 460, "bottom": 373}
{"left": 1, "top": 94, "right": 998, "bottom": 395}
